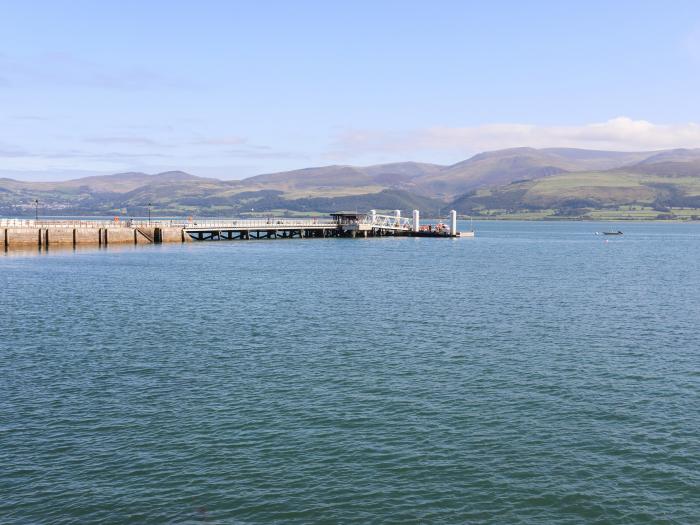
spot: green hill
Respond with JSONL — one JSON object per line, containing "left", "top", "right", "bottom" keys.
{"left": 410, "top": 147, "right": 656, "bottom": 198}
{"left": 3, "top": 148, "right": 700, "bottom": 218}
{"left": 451, "top": 160, "right": 700, "bottom": 219}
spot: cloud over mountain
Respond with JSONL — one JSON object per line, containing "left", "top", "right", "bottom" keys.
{"left": 330, "top": 118, "right": 700, "bottom": 158}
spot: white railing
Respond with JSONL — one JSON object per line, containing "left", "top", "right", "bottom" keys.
{"left": 1, "top": 216, "right": 418, "bottom": 230}
{"left": 0, "top": 218, "right": 339, "bottom": 229}
{"left": 0, "top": 219, "right": 119, "bottom": 228}
{"left": 181, "top": 219, "right": 337, "bottom": 229}
{"left": 359, "top": 214, "right": 413, "bottom": 230}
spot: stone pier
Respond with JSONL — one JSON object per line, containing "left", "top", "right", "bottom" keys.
{"left": 3, "top": 224, "right": 192, "bottom": 249}
{"left": 2, "top": 211, "right": 465, "bottom": 250}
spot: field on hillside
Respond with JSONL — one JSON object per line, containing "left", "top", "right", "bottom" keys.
{"left": 453, "top": 165, "right": 700, "bottom": 216}
{"left": 5, "top": 147, "right": 700, "bottom": 218}
{"left": 466, "top": 205, "right": 700, "bottom": 221}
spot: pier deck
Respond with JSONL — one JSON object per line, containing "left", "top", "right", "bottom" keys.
{"left": 2, "top": 209, "right": 470, "bottom": 249}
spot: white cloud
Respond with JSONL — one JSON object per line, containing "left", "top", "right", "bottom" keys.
{"left": 329, "top": 117, "right": 700, "bottom": 159}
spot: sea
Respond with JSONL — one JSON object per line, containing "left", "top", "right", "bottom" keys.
{"left": 1, "top": 221, "right": 698, "bottom": 524}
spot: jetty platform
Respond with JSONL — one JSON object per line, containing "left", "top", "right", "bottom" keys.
{"left": 2, "top": 209, "right": 471, "bottom": 249}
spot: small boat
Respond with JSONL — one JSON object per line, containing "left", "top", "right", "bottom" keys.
{"left": 603, "top": 230, "right": 623, "bottom": 236}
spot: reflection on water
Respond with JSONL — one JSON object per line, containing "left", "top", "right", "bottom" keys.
{"left": 2, "top": 243, "right": 145, "bottom": 257}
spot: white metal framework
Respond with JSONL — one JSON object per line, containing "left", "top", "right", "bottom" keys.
{"left": 359, "top": 213, "right": 413, "bottom": 231}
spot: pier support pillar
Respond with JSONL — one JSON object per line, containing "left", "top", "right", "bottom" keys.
{"left": 450, "top": 210, "right": 457, "bottom": 236}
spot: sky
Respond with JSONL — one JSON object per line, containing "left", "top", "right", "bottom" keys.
{"left": 3, "top": 0, "right": 700, "bottom": 181}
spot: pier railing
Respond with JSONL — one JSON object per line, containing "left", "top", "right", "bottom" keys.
{"left": 1, "top": 219, "right": 118, "bottom": 228}
{"left": 180, "top": 219, "right": 338, "bottom": 229}
{"left": 0, "top": 218, "right": 339, "bottom": 228}
{"left": 360, "top": 214, "right": 413, "bottom": 230}
{"left": 2, "top": 215, "right": 423, "bottom": 230}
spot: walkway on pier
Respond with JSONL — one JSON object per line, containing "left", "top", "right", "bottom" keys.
{"left": 2, "top": 210, "right": 465, "bottom": 249}
{"left": 183, "top": 218, "right": 340, "bottom": 241}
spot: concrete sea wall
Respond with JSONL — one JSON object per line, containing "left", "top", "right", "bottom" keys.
{"left": 3, "top": 225, "right": 192, "bottom": 249}
{"left": 5, "top": 228, "right": 42, "bottom": 247}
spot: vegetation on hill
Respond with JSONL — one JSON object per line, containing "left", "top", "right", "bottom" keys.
{"left": 451, "top": 159, "right": 700, "bottom": 220}
{"left": 3, "top": 147, "right": 700, "bottom": 219}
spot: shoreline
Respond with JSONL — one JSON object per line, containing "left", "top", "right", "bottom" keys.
{"left": 461, "top": 217, "right": 700, "bottom": 222}
{"left": 4, "top": 215, "right": 700, "bottom": 223}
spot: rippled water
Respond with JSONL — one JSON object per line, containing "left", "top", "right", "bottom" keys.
{"left": 2, "top": 221, "right": 699, "bottom": 524}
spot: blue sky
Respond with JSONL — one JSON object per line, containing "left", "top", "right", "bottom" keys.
{"left": 2, "top": 0, "right": 700, "bottom": 180}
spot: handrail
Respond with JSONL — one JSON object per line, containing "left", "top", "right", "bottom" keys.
{"left": 0, "top": 219, "right": 118, "bottom": 228}
{"left": 359, "top": 213, "right": 413, "bottom": 230}
{"left": 0, "top": 214, "right": 441, "bottom": 233}
{"left": 0, "top": 218, "right": 339, "bottom": 228}
{"left": 182, "top": 219, "right": 337, "bottom": 229}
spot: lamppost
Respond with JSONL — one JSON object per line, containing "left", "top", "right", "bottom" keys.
{"left": 148, "top": 202, "right": 152, "bottom": 225}
{"left": 34, "top": 199, "right": 39, "bottom": 222}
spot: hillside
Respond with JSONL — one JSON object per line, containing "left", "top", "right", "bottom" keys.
{"left": 405, "top": 147, "right": 659, "bottom": 198}
{"left": 451, "top": 158, "right": 700, "bottom": 218}
{"left": 246, "top": 162, "right": 443, "bottom": 191}
{"left": 2, "top": 148, "right": 700, "bottom": 217}
{"left": 0, "top": 171, "right": 446, "bottom": 216}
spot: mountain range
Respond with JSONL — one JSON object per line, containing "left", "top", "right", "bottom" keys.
{"left": 3, "top": 147, "right": 700, "bottom": 217}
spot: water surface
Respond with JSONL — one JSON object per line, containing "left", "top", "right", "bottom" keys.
{"left": 2, "top": 221, "right": 699, "bottom": 523}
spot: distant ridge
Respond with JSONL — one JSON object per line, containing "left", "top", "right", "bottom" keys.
{"left": 2, "top": 147, "right": 700, "bottom": 216}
